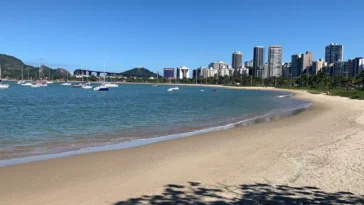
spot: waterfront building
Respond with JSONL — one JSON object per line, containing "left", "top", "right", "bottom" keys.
{"left": 268, "top": 45, "right": 283, "bottom": 77}
{"left": 325, "top": 43, "right": 343, "bottom": 64}
{"left": 282, "top": 63, "right": 291, "bottom": 78}
{"left": 302, "top": 51, "right": 313, "bottom": 74}
{"left": 163, "top": 68, "right": 174, "bottom": 79}
{"left": 253, "top": 46, "right": 265, "bottom": 77}
{"left": 312, "top": 59, "right": 325, "bottom": 74}
{"left": 208, "top": 61, "right": 229, "bottom": 70}
{"left": 192, "top": 69, "right": 201, "bottom": 79}
{"left": 208, "top": 67, "right": 218, "bottom": 78}
{"left": 198, "top": 66, "right": 209, "bottom": 78}
{"left": 352, "top": 57, "right": 364, "bottom": 76}
{"left": 232, "top": 51, "right": 243, "bottom": 70}
{"left": 176, "top": 66, "right": 190, "bottom": 79}
{"left": 291, "top": 54, "right": 303, "bottom": 77}
{"left": 333, "top": 62, "right": 346, "bottom": 77}
{"left": 263, "top": 63, "right": 269, "bottom": 78}
{"left": 244, "top": 60, "right": 253, "bottom": 69}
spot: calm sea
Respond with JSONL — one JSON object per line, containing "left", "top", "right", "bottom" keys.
{"left": 0, "top": 83, "right": 310, "bottom": 166}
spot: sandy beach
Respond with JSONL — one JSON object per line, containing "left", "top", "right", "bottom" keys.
{"left": 1, "top": 87, "right": 364, "bottom": 205}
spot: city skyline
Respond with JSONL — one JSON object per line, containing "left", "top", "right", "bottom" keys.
{"left": 1, "top": 1, "right": 364, "bottom": 73}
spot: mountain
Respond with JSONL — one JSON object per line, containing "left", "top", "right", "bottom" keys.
{"left": 121, "top": 67, "right": 160, "bottom": 78}
{"left": 0, "top": 54, "right": 70, "bottom": 80}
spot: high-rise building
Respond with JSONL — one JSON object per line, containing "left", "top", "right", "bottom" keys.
{"left": 352, "top": 57, "right": 364, "bottom": 76}
{"left": 196, "top": 66, "right": 209, "bottom": 78}
{"left": 312, "top": 59, "right": 325, "bottom": 74}
{"left": 302, "top": 51, "right": 313, "bottom": 73}
{"left": 208, "top": 61, "right": 228, "bottom": 70}
{"left": 325, "top": 43, "right": 343, "bottom": 64}
{"left": 268, "top": 45, "right": 283, "bottom": 77}
{"left": 208, "top": 67, "right": 218, "bottom": 78}
{"left": 253, "top": 46, "right": 265, "bottom": 71}
{"left": 244, "top": 60, "right": 253, "bottom": 69}
{"left": 253, "top": 46, "right": 265, "bottom": 78}
{"left": 333, "top": 62, "right": 345, "bottom": 77}
{"left": 263, "top": 63, "right": 269, "bottom": 78}
{"left": 192, "top": 69, "right": 201, "bottom": 79}
{"left": 291, "top": 54, "right": 303, "bottom": 77}
{"left": 163, "top": 68, "right": 175, "bottom": 79}
{"left": 176, "top": 66, "right": 190, "bottom": 79}
{"left": 232, "top": 51, "right": 243, "bottom": 70}
{"left": 346, "top": 60, "right": 353, "bottom": 77}
{"left": 282, "top": 63, "right": 291, "bottom": 78}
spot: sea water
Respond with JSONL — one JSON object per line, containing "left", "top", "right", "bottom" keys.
{"left": 0, "top": 83, "right": 310, "bottom": 166}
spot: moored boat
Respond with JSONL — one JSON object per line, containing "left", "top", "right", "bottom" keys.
{"left": 104, "top": 82, "right": 118, "bottom": 88}
{"left": 81, "top": 84, "right": 93, "bottom": 89}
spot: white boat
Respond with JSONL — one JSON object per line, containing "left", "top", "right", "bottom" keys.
{"left": 81, "top": 84, "right": 93, "bottom": 89}
{"left": 94, "top": 62, "right": 110, "bottom": 92}
{"left": 40, "top": 82, "right": 48, "bottom": 87}
{"left": 167, "top": 87, "right": 179, "bottom": 92}
{"left": 21, "top": 82, "right": 32, "bottom": 86}
{"left": 0, "top": 84, "right": 9, "bottom": 89}
{"left": 0, "top": 65, "right": 9, "bottom": 89}
{"left": 30, "top": 83, "right": 41, "bottom": 88}
{"left": 61, "top": 71, "right": 71, "bottom": 85}
{"left": 46, "top": 81, "right": 53, "bottom": 84}
{"left": 104, "top": 82, "right": 118, "bottom": 88}
{"left": 61, "top": 82, "right": 72, "bottom": 86}
{"left": 94, "top": 84, "right": 109, "bottom": 91}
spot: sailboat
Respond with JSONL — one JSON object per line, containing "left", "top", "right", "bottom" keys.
{"left": 82, "top": 69, "right": 92, "bottom": 89}
{"left": 21, "top": 68, "right": 32, "bottom": 86}
{"left": 167, "top": 76, "right": 179, "bottom": 91}
{"left": 94, "top": 62, "right": 110, "bottom": 91}
{"left": 61, "top": 72, "right": 71, "bottom": 86}
{"left": 17, "top": 67, "right": 26, "bottom": 84}
{"left": 0, "top": 65, "right": 10, "bottom": 89}
{"left": 30, "top": 64, "right": 46, "bottom": 88}
{"left": 46, "top": 68, "right": 53, "bottom": 84}
{"left": 153, "top": 71, "right": 159, "bottom": 87}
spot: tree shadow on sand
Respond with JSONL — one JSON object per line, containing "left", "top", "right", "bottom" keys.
{"left": 114, "top": 182, "right": 364, "bottom": 205}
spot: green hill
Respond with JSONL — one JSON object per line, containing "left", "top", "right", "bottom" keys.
{"left": 0, "top": 54, "right": 70, "bottom": 80}
{"left": 121, "top": 67, "right": 160, "bottom": 78}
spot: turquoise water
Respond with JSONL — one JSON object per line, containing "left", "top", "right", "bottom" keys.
{"left": 0, "top": 83, "right": 310, "bottom": 164}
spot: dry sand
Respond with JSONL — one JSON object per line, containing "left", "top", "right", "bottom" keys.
{"left": 1, "top": 87, "right": 364, "bottom": 204}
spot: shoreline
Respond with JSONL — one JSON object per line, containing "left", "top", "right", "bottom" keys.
{"left": 0, "top": 94, "right": 310, "bottom": 167}
{"left": 1, "top": 87, "right": 364, "bottom": 204}
{"left": 0, "top": 85, "right": 308, "bottom": 166}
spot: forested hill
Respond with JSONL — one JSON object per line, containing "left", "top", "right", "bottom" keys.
{"left": 0, "top": 54, "right": 70, "bottom": 80}
{"left": 121, "top": 67, "right": 160, "bottom": 78}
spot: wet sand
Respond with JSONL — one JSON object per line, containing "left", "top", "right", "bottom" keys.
{"left": 1, "top": 88, "right": 364, "bottom": 204}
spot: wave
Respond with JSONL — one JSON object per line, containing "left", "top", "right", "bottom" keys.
{"left": 0, "top": 102, "right": 312, "bottom": 167}
{"left": 276, "top": 94, "right": 294, "bottom": 98}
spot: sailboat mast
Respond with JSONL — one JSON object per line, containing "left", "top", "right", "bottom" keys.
{"left": 39, "top": 64, "right": 41, "bottom": 80}
{"left": 104, "top": 62, "right": 106, "bottom": 83}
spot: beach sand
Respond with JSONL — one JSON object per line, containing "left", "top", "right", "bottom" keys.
{"left": 1, "top": 88, "right": 364, "bottom": 204}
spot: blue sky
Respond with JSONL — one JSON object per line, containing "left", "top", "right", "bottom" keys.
{"left": 1, "top": 0, "right": 363, "bottom": 73}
